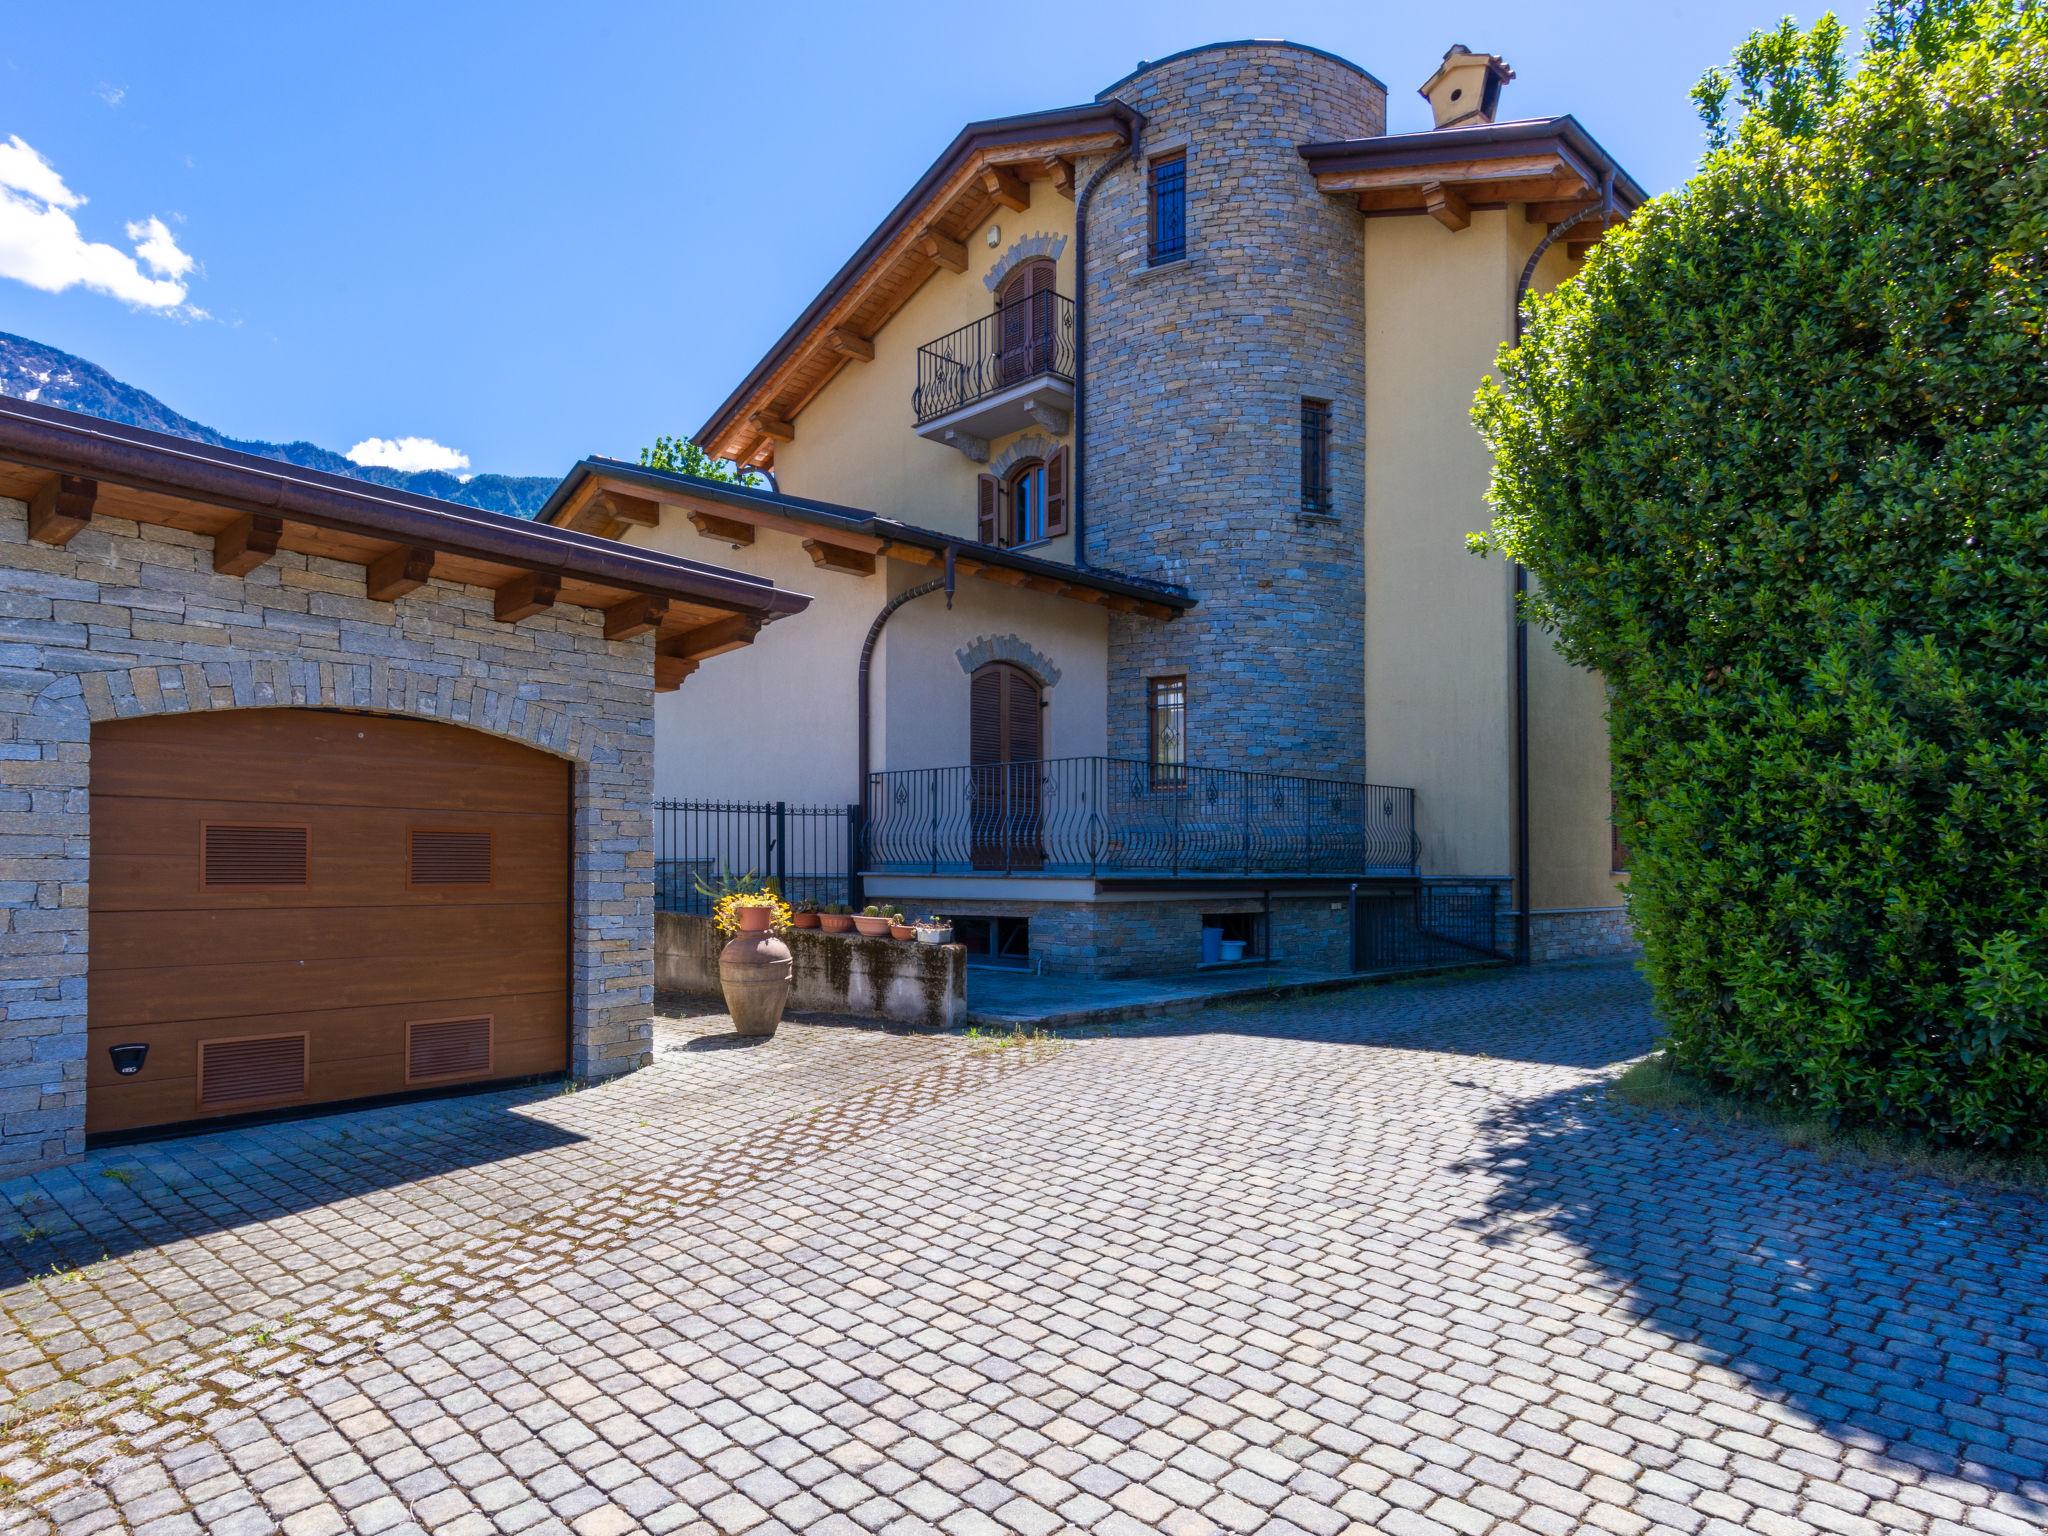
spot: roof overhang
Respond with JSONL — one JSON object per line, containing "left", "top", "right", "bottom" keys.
{"left": 696, "top": 100, "right": 1138, "bottom": 471}
{"left": 544, "top": 459, "right": 1193, "bottom": 621}
{"left": 1299, "top": 115, "right": 1645, "bottom": 236}
{"left": 0, "top": 398, "right": 811, "bottom": 692}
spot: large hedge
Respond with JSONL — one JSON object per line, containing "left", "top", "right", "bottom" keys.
{"left": 1475, "top": 0, "right": 2048, "bottom": 1148}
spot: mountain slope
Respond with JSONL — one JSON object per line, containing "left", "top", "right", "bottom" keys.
{"left": 0, "top": 332, "right": 557, "bottom": 518}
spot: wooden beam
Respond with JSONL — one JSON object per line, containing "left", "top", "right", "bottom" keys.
{"left": 919, "top": 228, "right": 968, "bottom": 273}
{"left": 1099, "top": 594, "right": 1141, "bottom": 614}
{"left": 366, "top": 545, "right": 436, "bottom": 601}
{"left": 1313, "top": 153, "right": 1571, "bottom": 195}
{"left": 666, "top": 613, "right": 761, "bottom": 662}
{"left": 802, "top": 538, "right": 877, "bottom": 577}
{"left": 982, "top": 165, "right": 1031, "bottom": 211}
{"left": 1423, "top": 182, "right": 1471, "bottom": 232}
{"left": 978, "top": 566, "right": 1032, "bottom": 587}
{"left": 212, "top": 513, "right": 284, "bottom": 577}
{"left": 1041, "top": 157, "right": 1075, "bottom": 199}
{"left": 655, "top": 655, "right": 698, "bottom": 692}
{"left": 493, "top": 571, "right": 560, "bottom": 624}
{"left": 825, "top": 327, "right": 874, "bottom": 362}
{"left": 686, "top": 509, "right": 756, "bottom": 547}
{"left": 587, "top": 489, "right": 661, "bottom": 528}
{"left": 1134, "top": 601, "right": 1180, "bottom": 621}
{"left": 1526, "top": 198, "right": 1601, "bottom": 225}
{"left": 876, "top": 540, "right": 939, "bottom": 567}
{"left": 27, "top": 474, "right": 95, "bottom": 546}
{"left": 1023, "top": 575, "right": 1069, "bottom": 595}
{"left": 750, "top": 411, "right": 795, "bottom": 443}
{"left": 602, "top": 594, "right": 669, "bottom": 641}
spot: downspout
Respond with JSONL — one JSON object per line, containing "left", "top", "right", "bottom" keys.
{"left": 1069, "top": 109, "right": 1143, "bottom": 568}
{"left": 1508, "top": 170, "right": 1614, "bottom": 965}
{"left": 857, "top": 545, "right": 958, "bottom": 819}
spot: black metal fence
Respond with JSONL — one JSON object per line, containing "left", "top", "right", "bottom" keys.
{"left": 1351, "top": 879, "right": 1512, "bottom": 972}
{"left": 914, "top": 292, "right": 1076, "bottom": 424}
{"left": 865, "top": 756, "right": 1417, "bottom": 877}
{"left": 654, "top": 800, "right": 856, "bottom": 914}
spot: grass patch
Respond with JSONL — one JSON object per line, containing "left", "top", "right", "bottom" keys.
{"left": 962, "top": 1024, "right": 1053, "bottom": 1053}
{"left": 1614, "top": 1054, "right": 2048, "bottom": 1191}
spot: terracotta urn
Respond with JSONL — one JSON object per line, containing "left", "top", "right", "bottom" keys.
{"left": 719, "top": 904, "right": 791, "bottom": 1037}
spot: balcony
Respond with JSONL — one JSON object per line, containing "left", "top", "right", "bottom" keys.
{"left": 914, "top": 292, "right": 1076, "bottom": 453}
{"left": 864, "top": 756, "right": 1418, "bottom": 880}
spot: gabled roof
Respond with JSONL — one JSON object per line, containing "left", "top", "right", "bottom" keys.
{"left": 695, "top": 101, "right": 1138, "bottom": 470}
{"left": 542, "top": 459, "right": 1193, "bottom": 621}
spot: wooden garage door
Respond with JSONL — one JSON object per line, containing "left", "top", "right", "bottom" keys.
{"left": 87, "top": 710, "right": 569, "bottom": 1135}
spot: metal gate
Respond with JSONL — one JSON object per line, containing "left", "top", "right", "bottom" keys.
{"left": 1351, "top": 879, "right": 1512, "bottom": 972}
{"left": 654, "top": 800, "right": 858, "bottom": 913}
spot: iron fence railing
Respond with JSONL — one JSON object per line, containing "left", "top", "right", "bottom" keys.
{"left": 864, "top": 756, "right": 1417, "bottom": 878}
{"left": 914, "top": 292, "right": 1076, "bottom": 425}
{"left": 1351, "top": 879, "right": 1513, "bottom": 972}
{"left": 655, "top": 799, "right": 857, "bottom": 913}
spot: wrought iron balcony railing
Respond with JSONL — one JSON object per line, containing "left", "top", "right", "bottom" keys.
{"left": 914, "top": 292, "right": 1076, "bottom": 425}
{"left": 865, "top": 756, "right": 1418, "bottom": 878}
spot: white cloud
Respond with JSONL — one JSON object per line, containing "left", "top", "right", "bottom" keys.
{"left": 96, "top": 83, "right": 125, "bottom": 108}
{"left": 0, "top": 135, "right": 198, "bottom": 311}
{"left": 345, "top": 436, "right": 472, "bottom": 474}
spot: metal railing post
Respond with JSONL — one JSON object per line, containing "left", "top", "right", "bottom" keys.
{"left": 772, "top": 801, "right": 788, "bottom": 893}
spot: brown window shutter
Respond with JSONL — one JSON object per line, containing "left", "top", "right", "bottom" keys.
{"left": 977, "top": 473, "right": 999, "bottom": 544}
{"left": 970, "top": 666, "right": 1004, "bottom": 765}
{"left": 1045, "top": 447, "right": 1068, "bottom": 536}
{"left": 1006, "top": 667, "right": 1042, "bottom": 761}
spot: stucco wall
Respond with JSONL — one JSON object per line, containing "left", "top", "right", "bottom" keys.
{"left": 627, "top": 514, "right": 1106, "bottom": 804}
{"left": 772, "top": 196, "right": 1077, "bottom": 558}
{"left": 0, "top": 495, "right": 660, "bottom": 1180}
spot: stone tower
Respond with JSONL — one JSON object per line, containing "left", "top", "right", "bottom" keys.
{"left": 1082, "top": 42, "right": 1384, "bottom": 781}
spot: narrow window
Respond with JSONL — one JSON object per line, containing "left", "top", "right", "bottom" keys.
{"left": 1300, "top": 398, "right": 1333, "bottom": 516}
{"left": 1148, "top": 675, "right": 1187, "bottom": 789}
{"left": 1007, "top": 460, "right": 1047, "bottom": 547}
{"left": 1148, "top": 152, "right": 1186, "bottom": 266}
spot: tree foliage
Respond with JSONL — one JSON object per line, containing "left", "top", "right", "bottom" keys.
{"left": 1474, "top": 0, "right": 2048, "bottom": 1147}
{"left": 639, "top": 434, "right": 761, "bottom": 486}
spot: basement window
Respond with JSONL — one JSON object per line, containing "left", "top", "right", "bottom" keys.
{"left": 949, "top": 915, "right": 1030, "bottom": 968}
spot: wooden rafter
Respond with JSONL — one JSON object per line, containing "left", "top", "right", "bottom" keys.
{"left": 655, "top": 654, "right": 698, "bottom": 692}
{"left": 920, "top": 228, "right": 968, "bottom": 273}
{"left": 665, "top": 613, "right": 761, "bottom": 662}
{"left": 366, "top": 545, "right": 436, "bottom": 601}
{"left": 802, "top": 538, "right": 877, "bottom": 577}
{"left": 687, "top": 508, "right": 756, "bottom": 547}
{"left": 587, "top": 489, "right": 660, "bottom": 528}
{"left": 825, "top": 327, "right": 874, "bottom": 362}
{"left": 493, "top": 571, "right": 559, "bottom": 624}
{"left": 982, "top": 165, "right": 1030, "bottom": 212}
{"left": 750, "top": 411, "right": 795, "bottom": 443}
{"left": 1422, "top": 182, "right": 1471, "bottom": 232}
{"left": 28, "top": 473, "right": 95, "bottom": 546}
{"left": 602, "top": 594, "right": 669, "bottom": 641}
{"left": 212, "top": 513, "right": 283, "bottom": 576}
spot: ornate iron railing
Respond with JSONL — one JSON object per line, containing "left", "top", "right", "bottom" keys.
{"left": 914, "top": 292, "right": 1076, "bottom": 425}
{"left": 655, "top": 799, "right": 858, "bottom": 913}
{"left": 864, "top": 756, "right": 1417, "bottom": 878}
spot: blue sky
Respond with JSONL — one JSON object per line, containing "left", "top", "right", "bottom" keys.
{"left": 1, "top": 1, "right": 1870, "bottom": 479}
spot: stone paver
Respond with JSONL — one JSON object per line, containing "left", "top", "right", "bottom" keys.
{"left": 1, "top": 959, "right": 2044, "bottom": 1534}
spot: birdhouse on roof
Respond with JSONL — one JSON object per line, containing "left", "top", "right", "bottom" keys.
{"left": 1419, "top": 45, "right": 1515, "bottom": 130}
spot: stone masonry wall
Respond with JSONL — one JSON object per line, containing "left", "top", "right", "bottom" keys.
{"left": 1529, "top": 905, "right": 1640, "bottom": 963}
{"left": 0, "top": 495, "right": 659, "bottom": 1180}
{"left": 1085, "top": 43, "right": 1383, "bottom": 780}
{"left": 929, "top": 891, "right": 1348, "bottom": 978}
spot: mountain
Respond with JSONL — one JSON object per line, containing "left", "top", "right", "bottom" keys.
{"left": 0, "top": 332, "right": 558, "bottom": 518}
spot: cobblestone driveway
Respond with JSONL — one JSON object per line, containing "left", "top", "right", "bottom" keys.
{"left": 2, "top": 960, "right": 2044, "bottom": 1535}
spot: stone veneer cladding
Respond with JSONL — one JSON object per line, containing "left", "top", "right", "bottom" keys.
{"left": 0, "top": 496, "right": 660, "bottom": 1179}
{"left": 1085, "top": 43, "right": 1382, "bottom": 779}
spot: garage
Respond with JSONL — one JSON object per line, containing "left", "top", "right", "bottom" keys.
{"left": 87, "top": 709, "right": 571, "bottom": 1135}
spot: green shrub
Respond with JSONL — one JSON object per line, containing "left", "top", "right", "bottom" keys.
{"left": 1474, "top": 0, "right": 2048, "bottom": 1148}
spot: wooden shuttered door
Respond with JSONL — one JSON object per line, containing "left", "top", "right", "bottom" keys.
{"left": 87, "top": 709, "right": 569, "bottom": 1135}
{"left": 968, "top": 663, "right": 1044, "bottom": 870}
{"left": 997, "top": 259, "right": 1057, "bottom": 385}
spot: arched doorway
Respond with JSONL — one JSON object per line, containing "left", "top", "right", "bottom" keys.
{"left": 969, "top": 661, "right": 1044, "bottom": 870}
{"left": 995, "top": 257, "right": 1058, "bottom": 386}
{"left": 87, "top": 709, "right": 569, "bottom": 1134}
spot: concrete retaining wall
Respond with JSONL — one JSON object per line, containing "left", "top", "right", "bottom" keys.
{"left": 657, "top": 912, "right": 967, "bottom": 1028}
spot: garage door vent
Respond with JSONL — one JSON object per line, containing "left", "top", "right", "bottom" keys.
{"left": 409, "top": 829, "right": 493, "bottom": 886}
{"left": 202, "top": 824, "right": 309, "bottom": 887}
{"left": 198, "top": 1033, "right": 308, "bottom": 1108}
{"left": 407, "top": 1016, "right": 493, "bottom": 1082}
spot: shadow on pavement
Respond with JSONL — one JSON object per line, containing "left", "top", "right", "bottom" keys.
{"left": 1464, "top": 1075, "right": 2048, "bottom": 1512}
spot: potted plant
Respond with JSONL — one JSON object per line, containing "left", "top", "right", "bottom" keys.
{"left": 852, "top": 903, "right": 893, "bottom": 937}
{"left": 791, "top": 899, "right": 821, "bottom": 930}
{"left": 914, "top": 915, "right": 954, "bottom": 946}
{"left": 819, "top": 903, "right": 855, "bottom": 935}
{"left": 708, "top": 884, "right": 794, "bottom": 1037}
{"left": 888, "top": 908, "right": 916, "bottom": 941}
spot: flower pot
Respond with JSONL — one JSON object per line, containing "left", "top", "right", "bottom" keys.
{"left": 915, "top": 925, "right": 953, "bottom": 946}
{"left": 819, "top": 913, "right": 854, "bottom": 934}
{"left": 734, "top": 904, "right": 775, "bottom": 934}
{"left": 791, "top": 911, "right": 820, "bottom": 929}
{"left": 888, "top": 922, "right": 916, "bottom": 941}
{"left": 1219, "top": 939, "right": 1247, "bottom": 963}
{"left": 718, "top": 923, "right": 791, "bottom": 1037}
{"left": 852, "top": 914, "right": 892, "bottom": 937}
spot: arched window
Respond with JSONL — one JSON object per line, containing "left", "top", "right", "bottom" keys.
{"left": 1007, "top": 459, "right": 1047, "bottom": 547}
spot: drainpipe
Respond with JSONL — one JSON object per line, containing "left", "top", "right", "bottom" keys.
{"left": 1069, "top": 108, "right": 1144, "bottom": 568}
{"left": 1508, "top": 171, "right": 1614, "bottom": 965}
{"left": 857, "top": 545, "right": 957, "bottom": 819}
